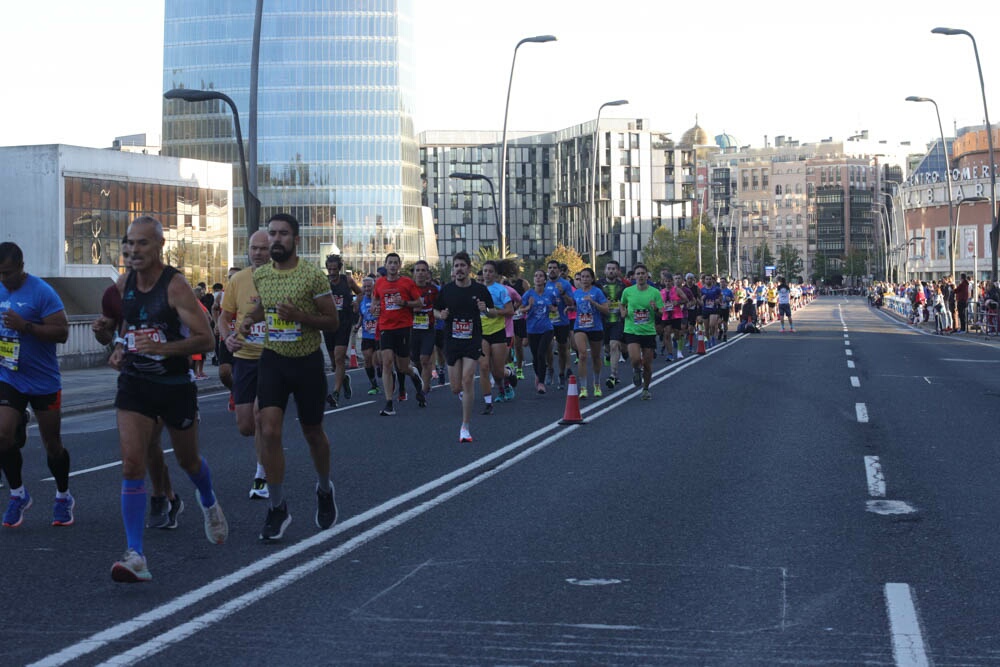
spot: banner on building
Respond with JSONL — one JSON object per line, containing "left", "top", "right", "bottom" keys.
{"left": 962, "top": 227, "right": 976, "bottom": 259}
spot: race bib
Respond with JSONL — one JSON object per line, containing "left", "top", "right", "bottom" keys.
{"left": 633, "top": 309, "right": 650, "bottom": 325}
{"left": 413, "top": 312, "right": 430, "bottom": 330}
{"left": 363, "top": 319, "right": 377, "bottom": 335}
{"left": 577, "top": 312, "right": 594, "bottom": 329}
{"left": 548, "top": 309, "right": 560, "bottom": 322}
{"left": 452, "top": 318, "right": 473, "bottom": 340}
{"left": 126, "top": 326, "right": 165, "bottom": 360}
{"left": 245, "top": 321, "right": 267, "bottom": 343}
{"left": 266, "top": 308, "right": 302, "bottom": 341}
{"left": 384, "top": 294, "right": 401, "bottom": 311}
{"left": 334, "top": 294, "right": 345, "bottom": 310}
{"left": 704, "top": 298, "right": 715, "bottom": 308}
{"left": 0, "top": 333, "right": 20, "bottom": 371}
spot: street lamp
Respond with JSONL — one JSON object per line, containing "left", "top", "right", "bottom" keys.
{"left": 450, "top": 172, "right": 501, "bottom": 248}
{"left": 932, "top": 27, "right": 998, "bottom": 281}
{"left": 906, "top": 95, "right": 957, "bottom": 278}
{"left": 499, "top": 34, "right": 557, "bottom": 258}
{"left": 164, "top": 88, "right": 261, "bottom": 234}
{"left": 590, "top": 99, "right": 629, "bottom": 267}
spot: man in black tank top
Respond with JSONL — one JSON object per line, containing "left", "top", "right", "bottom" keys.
{"left": 107, "top": 216, "right": 228, "bottom": 583}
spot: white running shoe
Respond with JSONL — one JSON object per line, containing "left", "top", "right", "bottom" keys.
{"left": 111, "top": 549, "right": 152, "bottom": 583}
{"left": 199, "top": 493, "right": 229, "bottom": 545}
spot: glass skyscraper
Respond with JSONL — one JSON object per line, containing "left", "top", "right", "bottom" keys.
{"left": 162, "top": 0, "right": 422, "bottom": 273}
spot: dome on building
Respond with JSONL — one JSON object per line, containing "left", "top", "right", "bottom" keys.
{"left": 715, "top": 133, "right": 738, "bottom": 149}
{"left": 681, "top": 115, "right": 710, "bottom": 146}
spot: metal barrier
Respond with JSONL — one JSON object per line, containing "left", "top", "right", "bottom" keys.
{"left": 884, "top": 296, "right": 912, "bottom": 320}
{"left": 58, "top": 315, "right": 110, "bottom": 370}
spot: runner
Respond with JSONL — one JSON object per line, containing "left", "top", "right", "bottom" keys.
{"left": 519, "top": 269, "right": 556, "bottom": 393}
{"left": 479, "top": 260, "right": 515, "bottom": 414}
{"left": 777, "top": 277, "right": 795, "bottom": 332}
{"left": 597, "top": 260, "right": 626, "bottom": 389}
{"left": 372, "top": 253, "right": 425, "bottom": 416}
{"left": 409, "top": 260, "right": 439, "bottom": 407}
{"left": 323, "top": 254, "right": 360, "bottom": 409}
{"left": 766, "top": 280, "right": 778, "bottom": 323}
{"left": 660, "top": 274, "right": 689, "bottom": 361}
{"left": 502, "top": 260, "right": 530, "bottom": 382}
{"left": 700, "top": 274, "right": 723, "bottom": 347}
{"left": 433, "top": 251, "right": 494, "bottom": 442}
{"left": 239, "top": 213, "right": 339, "bottom": 542}
{"left": 719, "top": 277, "right": 735, "bottom": 342}
{"left": 218, "top": 229, "right": 272, "bottom": 499}
{"left": 620, "top": 264, "right": 663, "bottom": 400}
{"left": 353, "top": 276, "right": 381, "bottom": 395}
{"left": 572, "top": 267, "right": 610, "bottom": 399}
{"left": 109, "top": 217, "right": 227, "bottom": 582}
{"left": 543, "top": 260, "right": 575, "bottom": 388}
{"left": 0, "top": 242, "right": 73, "bottom": 529}
{"left": 92, "top": 239, "right": 182, "bottom": 530}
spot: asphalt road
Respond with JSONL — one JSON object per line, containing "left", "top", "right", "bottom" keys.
{"left": 5, "top": 297, "right": 1000, "bottom": 666}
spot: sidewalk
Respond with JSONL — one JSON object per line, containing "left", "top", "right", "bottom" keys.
{"left": 58, "top": 364, "right": 227, "bottom": 417}
{"left": 877, "top": 300, "right": 1000, "bottom": 343}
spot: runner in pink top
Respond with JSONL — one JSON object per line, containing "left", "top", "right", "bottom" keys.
{"left": 659, "top": 275, "right": 688, "bottom": 361}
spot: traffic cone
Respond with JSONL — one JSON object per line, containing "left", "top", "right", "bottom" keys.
{"left": 559, "top": 374, "right": 585, "bottom": 425}
{"left": 349, "top": 346, "right": 359, "bottom": 368}
{"left": 696, "top": 324, "right": 707, "bottom": 355}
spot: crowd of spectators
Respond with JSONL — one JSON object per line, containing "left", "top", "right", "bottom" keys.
{"left": 868, "top": 274, "right": 1000, "bottom": 335}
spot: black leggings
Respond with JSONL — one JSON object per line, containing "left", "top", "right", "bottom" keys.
{"left": 528, "top": 331, "right": 554, "bottom": 383}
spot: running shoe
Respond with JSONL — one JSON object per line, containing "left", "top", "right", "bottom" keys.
{"left": 516, "top": 367, "right": 524, "bottom": 380}
{"left": 52, "top": 493, "right": 75, "bottom": 527}
{"left": 494, "top": 392, "right": 505, "bottom": 404}
{"left": 557, "top": 372, "right": 565, "bottom": 390}
{"left": 259, "top": 501, "right": 291, "bottom": 542}
{"left": 14, "top": 410, "right": 29, "bottom": 449}
{"left": 3, "top": 492, "right": 32, "bottom": 527}
{"left": 632, "top": 368, "right": 642, "bottom": 388}
{"left": 367, "top": 383, "right": 380, "bottom": 395}
{"left": 111, "top": 549, "right": 152, "bottom": 583}
{"left": 198, "top": 492, "right": 228, "bottom": 545}
{"left": 342, "top": 373, "right": 352, "bottom": 399}
{"left": 593, "top": 387, "right": 603, "bottom": 399}
{"left": 228, "top": 393, "right": 236, "bottom": 412}
{"left": 437, "top": 366, "right": 447, "bottom": 386}
{"left": 379, "top": 402, "right": 396, "bottom": 416}
{"left": 459, "top": 425, "right": 473, "bottom": 443}
{"left": 789, "top": 327, "right": 795, "bottom": 333}
{"left": 411, "top": 371, "right": 425, "bottom": 395}
{"left": 676, "top": 350, "right": 684, "bottom": 360}
{"left": 249, "top": 478, "right": 269, "bottom": 500}
{"left": 605, "top": 376, "right": 616, "bottom": 389}
{"left": 315, "top": 483, "right": 337, "bottom": 530}
{"left": 481, "top": 403, "right": 494, "bottom": 416}
{"left": 326, "top": 392, "right": 339, "bottom": 408}
{"left": 398, "top": 390, "right": 407, "bottom": 402}
{"left": 641, "top": 389, "right": 652, "bottom": 401}
{"left": 164, "top": 496, "right": 184, "bottom": 529}
{"left": 147, "top": 495, "right": 169, "bottom": 529}
{"left": 417, "top": 390, "right": 427, "bottom": 407}
{"left": 604, "top": 354, "right": 611, "bottom": 366}
{"left": 536, "top": 382, "right": 546, "bottom": 394}
{"left": 579, "top": 387, "right": 588, "bottom": 399}
{"left": 545, "top": 369, "right": 554, "bottom": 386}
{"left": 504, "top": 385, "right": 515, "bottom": 401}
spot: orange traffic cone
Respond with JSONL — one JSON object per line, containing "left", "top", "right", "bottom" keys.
{"left": 349, "top": 346, "right": 359, "bottom": 369}
{"left": 559, "top": 374, "right": 585, "bottom": 425}
{"left": 696, "top": 324, "right": 707, "bottom": 355}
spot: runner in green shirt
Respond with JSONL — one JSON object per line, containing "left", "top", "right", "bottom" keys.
{"left": 620, "top": 264, "right": 663, "bottom": 400}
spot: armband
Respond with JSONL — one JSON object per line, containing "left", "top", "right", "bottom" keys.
{"left": 113, "top": 336, "right": 127, "bottom": 346}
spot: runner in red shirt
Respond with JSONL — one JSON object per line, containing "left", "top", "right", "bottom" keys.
{"left": 372, "top": 252, "right": 425, "bottom": 415}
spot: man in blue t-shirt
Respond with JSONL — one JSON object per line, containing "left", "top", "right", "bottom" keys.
{"left": 0, "top": 242, "right": 74, "bottom": 528}
{"left": 543, "top": 260, "right": 575, "bottom": 388}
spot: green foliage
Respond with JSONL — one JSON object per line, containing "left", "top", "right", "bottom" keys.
{"left": 472, "top": 244, "right": 517, "bottom": 273}
{"left": 544, "top": 244, "right": 586, "bottom": 276}
{"left": 641, "top": 222, "right": 718, "bottom": 276}
{"left": 775, "top": 243, "right": 804, "bottom": 281}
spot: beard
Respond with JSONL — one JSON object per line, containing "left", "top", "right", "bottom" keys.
{"left": 270, "top": 245, "right": 292, "bottom": 262}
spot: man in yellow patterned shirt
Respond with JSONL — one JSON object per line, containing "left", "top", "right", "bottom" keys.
{"left": 239, "top": 213, "right": 339, "bottom": 542}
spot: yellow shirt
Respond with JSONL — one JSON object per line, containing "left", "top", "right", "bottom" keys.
{"left": 253, "top": 260, "right": 331, "bottom": 358}
{"left": 221, "top": 267, "right": 265, "bottom": 360}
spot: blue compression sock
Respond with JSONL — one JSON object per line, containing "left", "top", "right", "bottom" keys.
{"left": 188, "top": 458, "right": 216, "bottom": 507}
{"left": 121, "top": 479, "right": 146, "bottom": 555}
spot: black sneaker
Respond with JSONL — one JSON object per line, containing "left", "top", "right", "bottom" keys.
{"left": 326, "top": 392, "right": 339, "bottom": 408}
{"left": 147, "top": 495, "right": 169, "bottom": 529}
{"left": 259, "top": 501, "right": 291, "bottom": 542}
{"left": 315, "top": 484, "right": 337, "bottom": 530}
{"left": 632, "top": 368, "right": 642, "bottom": 388}
{"left": 436, "top": 366, "right": 447, "bottom": 386}
{"left": 14, "top": 410, "right": 29, "bottom": 449}
{"left": 416, "top": 390, "right": 427, "bottom": 407}
{"left": 481, "top": 403, "right": 494, "bottom": 416}
{"left": 605, "top": 376, "right": 616, "bottom": 390}
{"left": 342, "top": 374, "right": 352, "bottom": 400}
{"left": 164, "top": 496, "right": 184, "bottom": 529}
{"left": 379, "top": 401, "right": 396, "bottom": 416}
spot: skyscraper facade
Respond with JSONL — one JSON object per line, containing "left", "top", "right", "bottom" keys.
{"left": 162, "top": 0, "right": 423, "bottom": 273}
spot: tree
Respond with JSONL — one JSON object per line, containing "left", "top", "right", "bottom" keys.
{"left": 843, "top": 247, "right": 868, "bottom": 284}
{"left": 472, "top": 244, "right": 517, "bottom": 273}
{"left": 544, "top": 244, "right": 586, "bottom": 277}
{"left": 640, "top": 225, "right": 711, "bottom": 275}
{"left": 775, "top": 243, "right": 804, "bottom": 281}
{"left": 750, "top": 241, "right": 775, "bottom": 280}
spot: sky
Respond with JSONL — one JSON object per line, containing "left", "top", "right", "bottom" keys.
{"left": 1, "top": 0, "right": 998, "bottom": 152}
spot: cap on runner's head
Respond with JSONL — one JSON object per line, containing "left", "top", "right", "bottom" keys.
{"left": 685, "top": 273, "right": 694, "bottom": 280}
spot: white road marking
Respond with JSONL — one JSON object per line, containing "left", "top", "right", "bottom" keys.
{"left": 884, "top": 583, "right": 930, "bottom": 667}
{"left": 850, "top": 376, "right": 861, "bottom": 388}
{"left": 42, "top": 450, "right": 175, "bottom": 482}
{"left": 940, "top": 358, "right": 1000, "bottom": 363}
{"left": 856, "top": 403, "right": 869, "bottom": 423}
{"left": 847, "top": 360, "right": 856, "bottom": 369}
{"left": 864, "top": 456, "right": 885, "bottom": 497}
{"left": 845, "top": 340, "right": 851, "bottom": 346}
{"left": 30, "top": 336, "right": 750, "bottom": 667}
{"left": 322, "top": 400, "right": 375, "bottom": 416}
{"left": 924, "top": 377, "right": 931, "bottom": 384}
{"left": 846, "top": 349, "right": 853, "bottom": 357}
{"left": 844, "top": 334, "right": 849, "bottom": 338}
{"left": 867, "top": 500, "right": 917, "bottom": 515}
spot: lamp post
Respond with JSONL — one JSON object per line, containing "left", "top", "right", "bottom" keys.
{"left": 164, "top": 88, "right": 261, "bottom": 234}
{"left": 590, "top": 99, "right": 629, "bottom": 267}
{"left": 906, "top": 96, "right": 956, "bottom": 278}
{"left": 714, "top": 198, "right": 724, "bottom": 277}
{"left": 932, "top": 27, "right": 998, "bottom": 281}
{"left": 957, "top": 196, "right": 989, "bottom": 288}
{"left": 450, "top": 172, "right": 501, "bottom": 248}
{"left": 499, "top": 34, "right": 557, "bottom": 258}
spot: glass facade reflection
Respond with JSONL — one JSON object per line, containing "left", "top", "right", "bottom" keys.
{"left": 64, "top": 177, "right": 229, "bottom": 286}
{"left": 162, "top": 0, "right": 422, "bottom": 275}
